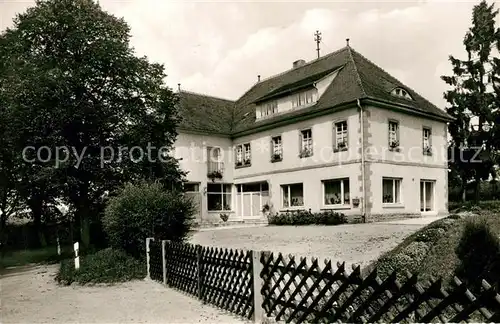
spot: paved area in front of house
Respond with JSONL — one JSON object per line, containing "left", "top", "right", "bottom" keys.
{"left": 190, "top": 216, "right": 446, "bottom": 269}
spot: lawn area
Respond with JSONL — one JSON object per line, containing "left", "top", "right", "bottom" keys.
{"left": 190, "top": 220, "right": 441, "bottom": 269}
{"left": 0, "top": 245, "right": 73, "bottom": 271}
{"left": 371, "top": 211, "right": 500, "bottom": 289}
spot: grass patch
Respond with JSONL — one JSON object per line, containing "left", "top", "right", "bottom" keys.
{"left": 56, "top": 248, "right": 145, "bottom": 285}
{"left": 370, "top": 211, "right": 500, "bottom": 289}
{"left": 0, "top": 246, "right": 73, "bottom": 271}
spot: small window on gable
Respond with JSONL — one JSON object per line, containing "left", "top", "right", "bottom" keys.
{"left": 391, "top": 87, "right": 413, "bottom": 100}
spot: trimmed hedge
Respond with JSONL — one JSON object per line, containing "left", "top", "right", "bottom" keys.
{"left": 268, "top": 210, "right": 347, "bottom": 225}
{"left": 56, "top": 248, "right": 145, "bottom": 285}
{"left": 448, "top": 200, "right": 500, "bottom": 212}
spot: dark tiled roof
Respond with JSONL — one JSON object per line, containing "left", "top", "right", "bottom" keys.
{"left": 177, "top": 46, "right": 453, "bottom": 137}
{"left": 253, "top": 66, "right": 341, "bottom": 104}
{"left": 177, "top": 91, "right": 235, "bottom": 135}
{"left": 349, "top": 49, "right": 452, "bottom": 120}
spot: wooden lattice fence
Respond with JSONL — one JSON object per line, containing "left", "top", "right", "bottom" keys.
{"left": 147, "top": 239, "right": 500, "bottom": 323}
{"left": 259, "top": 252, "right": 500, "bottom": 324}
{"left": 148, "top": 239, "right": 255, "bottom": 320}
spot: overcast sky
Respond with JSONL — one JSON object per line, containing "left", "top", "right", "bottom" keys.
{"left": 2, "top": 0, "right": 499, "bottom": 109}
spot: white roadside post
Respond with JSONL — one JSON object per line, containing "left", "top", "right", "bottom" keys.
{"left": 73, "top": 242, "right": 80, "bottom": 270}
{"left": 57, "top": 236, "right": 61, "bottom": 256}
{"left": 146, "top": 238, "right": 153, "bottom": 279}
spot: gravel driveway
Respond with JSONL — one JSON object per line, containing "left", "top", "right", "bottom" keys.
{"left": 1, "top": 264, "right": 243, "bottom": 323}
{"left": 190, "top": 219, "right": 442, "bottom": 269}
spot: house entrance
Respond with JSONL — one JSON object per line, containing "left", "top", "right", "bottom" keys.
{"left": 236, "top": 182, "right": 269, "bottom": 219}
{"left": 420, "top": 180, "right": 435, "bottom": 213}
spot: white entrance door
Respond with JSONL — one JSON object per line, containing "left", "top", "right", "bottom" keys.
{"left": 237, "top": 182, "right": 269, "bottom": 219}
{"left": 420, "top": 180, "right": 435, "bottom": 214}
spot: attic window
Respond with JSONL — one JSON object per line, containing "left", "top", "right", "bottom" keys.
{"left": 391, "top": 87, "right": 413, "bottom": 100}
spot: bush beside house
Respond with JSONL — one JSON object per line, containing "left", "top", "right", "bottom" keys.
{"left": 102, "top": 182, "right": 195, "bottom": 259}
{"left": 268, "top": 210, "right": 347, "bottom": 226}
{"left": 56, "top": 181, "right": 195, "bottom": 284}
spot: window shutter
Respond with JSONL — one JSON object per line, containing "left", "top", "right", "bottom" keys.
{"left": 299, "top": 131, "right": 302, "bottom": 152}
{"left": 333, "top": 122, "right": 337, "bottom": 149}
{"left": 345, "top": 120, "right": 349, "bottom": 147}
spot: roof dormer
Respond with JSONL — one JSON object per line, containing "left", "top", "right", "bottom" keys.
{"left": 391, "top": 87, "right": 413, "bottom": 100}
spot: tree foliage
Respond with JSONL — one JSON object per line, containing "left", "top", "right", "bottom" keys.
{"left": 442, "top": 0, "right": 500, "bottom": 201}
{"left": 103, "top": 182, "right": 194, "bottom": 259}
{"left": 0, "top": 0, "right": 184, "bottom": 248}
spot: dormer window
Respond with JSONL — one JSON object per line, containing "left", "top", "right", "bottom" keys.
{"left": 391, "top": 87, "right": 413, "bottom": 100}
{"left": 292, "top": 89, "right": 316, "bottom": 108}
{"left": 257, "top": 100, "right": 278, "bottom": 119}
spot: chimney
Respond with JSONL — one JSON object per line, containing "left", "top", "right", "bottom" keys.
{"left": 293, "top": 59, "right": 306, "bottom": 69}
{"left": 257, "top": 75, "right": 261, "bottom": 82}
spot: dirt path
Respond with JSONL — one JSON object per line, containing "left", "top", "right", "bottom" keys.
{"left": 1, "top": 264, "right": 243, "bottom": 323}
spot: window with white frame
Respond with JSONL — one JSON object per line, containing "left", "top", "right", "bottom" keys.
{"left": 207, "top": 183, "right": 232, "bottom": 211}
{"left": 382, "top": 178, "right": 402, "bottom": 204}
{"left": 323, "top": 178, "right": 350, "bottom": 206}
{"left": 388, "top": 120, "right": 399, "bottom": 149}
{"left": 183, "top": 182, "right": 200, "bottom": 192}
{"left": 281, "top": 183, "right": 303, "bottom": 208}
{"left": 271, "top": 136, "right": 282, "bottom": 161}
{"left": 300, "top": 129, "right": 313, "bottom": 157}
{"left": 236, "top": 145, "right": 243, "bottom": 165}
{"left": 423, "top": 128, "right": 432, "bottom": 154}
{"left": 244, "top": 143, "right": 251, "bottom": 164}
{"left": 292, "top": 89, "right": 315, "bottom": 108}
{"left": 259, "top": 101, "right": 278, "bottom": 118}
{"left": 335, "top": 121, "right": 348, "bottom": 150}
{"left": 235, "top": 143, "right": 251, "bottom": 167}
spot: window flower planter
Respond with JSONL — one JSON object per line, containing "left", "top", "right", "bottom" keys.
{"left": 207, "top": 170, "right": 223, "bottom": 182}
{"left": 299, "top": 148, "right": 312, "bottom": 158}
{"left": 389, "top": 140, "right": 400, "bottom": 152}
{"left": 271, "top": 153, "right": 282, "bottom": 162}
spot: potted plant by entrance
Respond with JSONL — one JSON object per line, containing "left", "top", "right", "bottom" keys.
{"left": 262, "top": 202, "right": 273, "bottom": 218}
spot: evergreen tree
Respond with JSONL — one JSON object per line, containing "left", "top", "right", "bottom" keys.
{"left": 442, "top": 0, "right": 500, "bottom": 202}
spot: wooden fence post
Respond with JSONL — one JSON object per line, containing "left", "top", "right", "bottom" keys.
{"left": 162, "top": 240, "right": 167, "bottom": 286}
{"left": 252, "top": 250, "right": 265, "bottom": 323}
{"left": 196, "top": 244, "right": 203, "bottom": 302}
{"left": 146, "top": 237, "right": 153, "bottom": 279}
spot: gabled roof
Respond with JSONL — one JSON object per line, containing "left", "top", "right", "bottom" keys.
{"left": 176, "top": 45, "right": 453, "bottom": 137}
{"left": 176, "top": 91, "right": 235, "bottom": 135}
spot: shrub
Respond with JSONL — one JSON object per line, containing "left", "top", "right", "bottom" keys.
{"left": 448, "top": 200, "right": 500, "bottom": 213}
{"left": 103, "top": 182, "right": 195, "bottom": 259}
{"left": 455, "top": 217, "right": 500, "bottom": 292}
{"left": 220, "top": 213, "right": 229, "bottom": 222}
{"left": 56, "top": 248, "right": 145, "bottom": 285}
{"left": 267, "top": 210, "right": 347, "bottom": 225}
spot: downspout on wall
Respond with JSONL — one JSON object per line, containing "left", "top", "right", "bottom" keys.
{"left": 357, "top": 99, "right": 367, "bottom": 223}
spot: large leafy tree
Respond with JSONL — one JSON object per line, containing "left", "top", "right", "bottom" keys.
{"left": 442, "top": 0, "right": 500, "bottom": 202}
{"left": 1, "top": 0, "right": 184, "bottom": 248}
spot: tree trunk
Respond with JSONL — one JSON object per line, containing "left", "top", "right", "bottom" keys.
{"left": 80, "top": 210, "right": 90, "bottom": 249}
{"left": 461, "top": 177, "right": 467, "bottom": 202}
{"left": 32, "top": 206, "right": 47, "bottom": 248}
{"left": 474, "top": 177, "right": 481, "bottom": 203}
